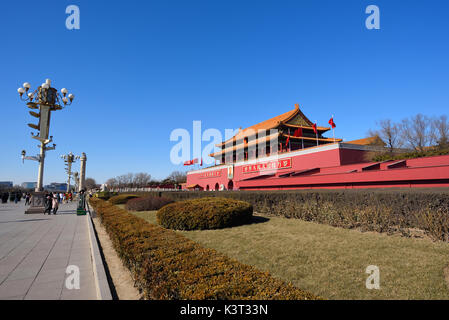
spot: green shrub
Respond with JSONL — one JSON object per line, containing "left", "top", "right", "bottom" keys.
{"left": 372, "top": 147, "right": 449, "bottom": 162}
{"left": 139, "top": 190, "right": 449, "bottom": 241}
{"left": 108, "top": 193, "right": 139, "bottom": 205}
{"left": 126, "top": 196, "right": 174, "bottom": 211}
{"left": 90, "top": 198, "right": 318, "bottom": 300}
{"left": 96, "top": 191, "right": 117, "bottom": 200}
{"left": 157, "top": 197, "right": 253, "bottom": 230}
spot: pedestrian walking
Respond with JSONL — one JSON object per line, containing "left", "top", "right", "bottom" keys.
{"left": 14, "top": 193, "right": 18, "bottom": 204}
{"left": 59, "top": 192, "right": 63, "bottom": 204}
{"left": 44, "top": 193, "right": 52, "bottom": 215}
{"left": 25, "top": 193, "right": 31, "bottom": 205}
{"left": 52, "top": 193, "right": 59, "bottom": 215}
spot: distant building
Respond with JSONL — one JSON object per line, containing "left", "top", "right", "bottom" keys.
{"left": 0, "top": 181, "right": 13, "bottom": 188}
{"left": 44, "top": 183, "right": 68, "bottom": 192}
{"left": 21, "top": 182, "right": 37, "bottom": 189}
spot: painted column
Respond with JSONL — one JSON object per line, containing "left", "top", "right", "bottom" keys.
{"left": 79, "top": 152, "right": 87, "bottom": 191}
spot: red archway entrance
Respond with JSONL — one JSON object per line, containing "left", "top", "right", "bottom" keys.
{"left": 215, "top": 183, "right": 219, "bottom": 191}
{"left": 206, "top": 185, "right": 209, "bottom": 191}
{"left": 227, "top": 180, "right": 234, "bottom": 190}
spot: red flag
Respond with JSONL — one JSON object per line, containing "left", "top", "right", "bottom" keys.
{"left": 294, "top": 128, "right": 302, "bottom": 137}
{"left": 328, "top": 117, "right": 336, "bottom": 129}
{"left": 183, "top": 160, "right": 193, "bottom": 166}
{"left": 312, "top": 123, "right": 317, "bottom": 134}
{"left": 200, "top": 158, "right": 203, "bottom": 166}
{"left": 285, "top": 135, "right": 290, "bottom": 149}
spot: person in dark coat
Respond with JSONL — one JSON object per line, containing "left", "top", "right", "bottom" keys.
{"left": 44, "top": 193, "right": 53, "bottom": 215}
{"left": 25, "top": 193, "right": 31, "bottom": 205}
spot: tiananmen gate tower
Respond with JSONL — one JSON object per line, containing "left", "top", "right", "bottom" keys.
{"left": 184, "top": 104, "right": 449, "bottom": 191}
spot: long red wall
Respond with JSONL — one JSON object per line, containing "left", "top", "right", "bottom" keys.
{"left": 186, "top": 145, "right": 449, "bottom": 190}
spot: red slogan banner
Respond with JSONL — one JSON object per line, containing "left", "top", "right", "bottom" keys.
{"left": 199, "top": 170, "right": 222, "bottom": 179}
{"left": 242, "top": 158, "right": 292, "bottom": 174}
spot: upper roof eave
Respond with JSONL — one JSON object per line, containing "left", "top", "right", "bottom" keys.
{"left": 216, "top": 104, "right": 302, "bottom": 147}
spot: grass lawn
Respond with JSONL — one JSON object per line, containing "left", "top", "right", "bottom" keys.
{"left": 131, "top": 209, "right": 449, "bottom": 300}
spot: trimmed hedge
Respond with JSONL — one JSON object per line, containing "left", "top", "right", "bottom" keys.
{"left": 126, "top": 196, "right": 174, "bottom": 212}
{"left": 373, "top": 148, "right": 449, "bottom": 162}
{"left": 108, "top": 194, "right": 139, "bottom": 205}
{"left": 96, "top": 191, "right": 117, "bottom": 200}
{"left": 157, "top": 197, "right": 253, "bottom": 230}
{"left": 90, "top": 198, "right": 319, "bottom": 300}
{"left": 141, "top": 189, "right": 449, "bottom": 241}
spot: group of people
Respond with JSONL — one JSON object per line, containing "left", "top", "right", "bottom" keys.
{"left": 1, "top": 191, "right": 26, "bottom": 204}
{"left": 1, "top": 190, "right": 81, "bottom": 216}
{"left": 43, "top": 192, "right": 77, "bottom": 215}
{"left": 1, "top": 192, "right": 10, "bottom": 203}
{"left": 43, "top": 192, "right": 60, "bottom": 214}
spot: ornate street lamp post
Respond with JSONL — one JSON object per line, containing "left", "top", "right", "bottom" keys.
{"left": 61, "top": 152, "right": 79, "bottom": 192}
{"left": 18, "top": 79, "right": 74, "bottom": 213}
{"left": 73, "top": 172, "right": 80, "bottom": 192}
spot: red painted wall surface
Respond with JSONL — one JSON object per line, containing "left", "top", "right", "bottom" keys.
{"left": 186, "top": 145, "right": 449, "bottom": 190}
{"left": 187, "top": 147, "right": 343, "bottom": 190}
{"left": 339, "top": 148, "right": 370, "bottom": 165}
{"left": 235, "top": 148, "right": 342, "bottom": 183}
{"left": 186, "top": 167, "right": 230, "bottom": 190}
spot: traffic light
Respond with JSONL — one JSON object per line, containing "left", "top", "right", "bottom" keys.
{"left": 27, "top": 104, "right": 51, "bottom": 140}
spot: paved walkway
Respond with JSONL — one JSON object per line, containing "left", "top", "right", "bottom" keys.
{"left": 0, "top": 201, "right": 97, "bottom": 300}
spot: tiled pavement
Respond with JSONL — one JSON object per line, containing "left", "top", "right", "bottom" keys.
{"left": 0, "top": 201, "right": 97, "bottom": 300}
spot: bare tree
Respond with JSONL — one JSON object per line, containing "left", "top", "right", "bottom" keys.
{"left": 147, "top": 179, "right": 160, "bottom": 187}
{"left": 167, "top": 171, "right": 187, "bottom": 184}
{"left": 368, "top": 119, "right": 403, "bottom": 153}
{"left": 85, "top": 178, "right": 97, "bottom": 190}
{"left": 133, "top": 172, "right": 151, "bottom": 187}
{"left": 401, "top": 114, "right": 436, "bottom": 151}
{"left": 125, "top": 173, "right": 134, "bottom": 187}
{"left": 105, "top": 178, "right": 118, "bottom": 188}
{"left": 116, "top": 174, "right": 127, "bottom": 188}
{"left": 432, "top": 115, "right": 449, "bottom": 149}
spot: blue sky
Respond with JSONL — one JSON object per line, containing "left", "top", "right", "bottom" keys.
{"left": 1, "top": 0, "right": 448, "bottom": 185}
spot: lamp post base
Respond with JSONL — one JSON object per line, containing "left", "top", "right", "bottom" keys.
{"left": 77, "top": 193, "right": 86, "bottom": 215}
{"left": 25, "top": 192, "right": 46, "bottom": 214}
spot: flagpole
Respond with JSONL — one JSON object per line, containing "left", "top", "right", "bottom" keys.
{"left": 332, "top": 115, "right": 335, "bottom": 143}
{"left": 288, "top": 128, "right": 291, "bottom": 151}
{"left": 315, "top": 120, "right": 318, "bottom": 146}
